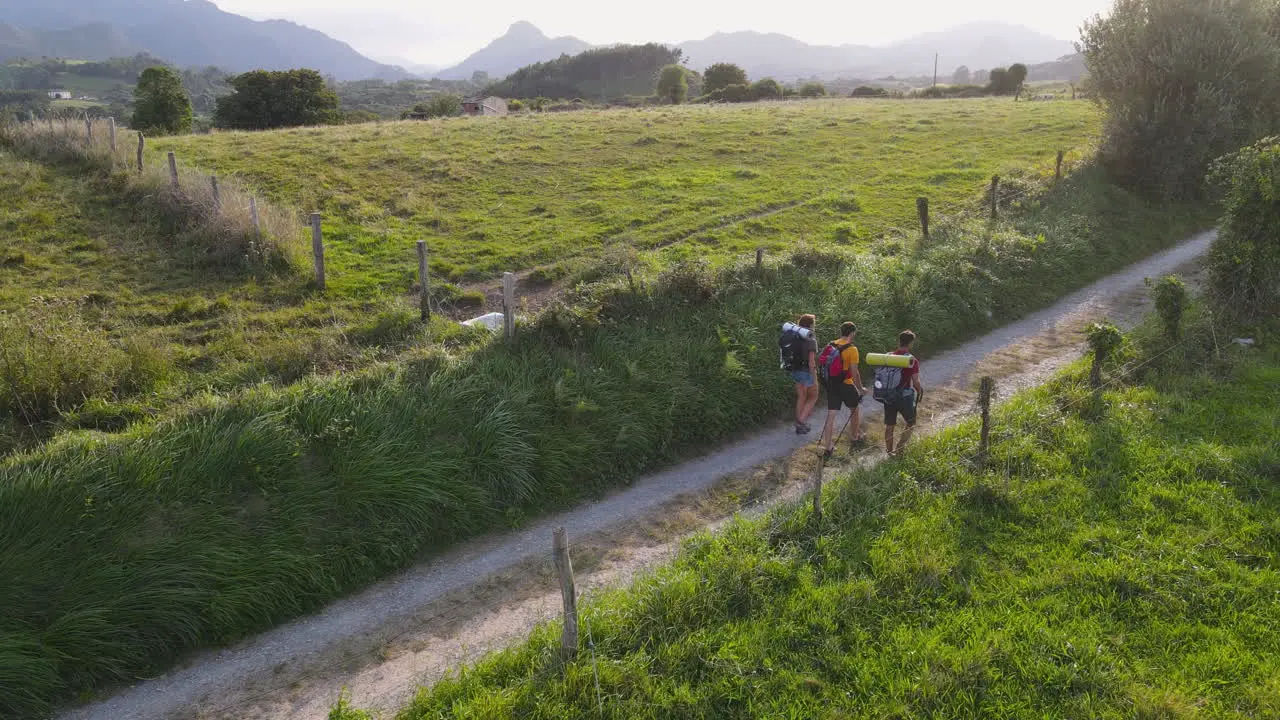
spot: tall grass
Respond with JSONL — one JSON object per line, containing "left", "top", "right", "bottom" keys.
{"left": 0, "top": 164, "right": 1213, "bottom": 718}
{"left": 383, "top": 323, "right": 1280, "bottom": 720}
{"left": 0, "top": 119, "right": 303, "bottom": 271}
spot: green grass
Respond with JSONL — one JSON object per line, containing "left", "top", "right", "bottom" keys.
{"left": 0, "top": 154, "right": 1212, "bottom": 717}
{"left": 0, "top": 99, "right": 1098, "bottom": 452}
{"left": 152, "top": 99, "right": 1100, "bottom": 287}
{"left": 381, "top": 323, "right": 1280, "bottom": 720}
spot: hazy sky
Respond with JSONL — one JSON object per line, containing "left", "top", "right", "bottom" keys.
{"left": 213, "top": 0, "right": 1115, "bottom": 67}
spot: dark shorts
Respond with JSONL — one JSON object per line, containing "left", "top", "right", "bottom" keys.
{"left": 827, "top": 381, "right": 862, "bottom": 411}
{"left": 884, "top": 390, "right": 918, "bottom": 427}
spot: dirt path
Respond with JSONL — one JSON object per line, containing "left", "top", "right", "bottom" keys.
{"left": 62, "top": 231, "right": 1215, "bottom": 720}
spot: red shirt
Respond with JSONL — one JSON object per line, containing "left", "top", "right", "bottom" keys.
{"left": 893, "top": 349, "right": 919, "bottom": 389}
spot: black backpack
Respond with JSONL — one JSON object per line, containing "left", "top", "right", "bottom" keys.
{"left": 873, "top": 365, "right": 905, "bottom": 404}
{"left": 778, "top": 327, "right": 808, "bottom": 371}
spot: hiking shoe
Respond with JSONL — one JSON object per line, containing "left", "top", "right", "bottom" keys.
{"left": 823, "top": 447, "right": 835, "bottom": 460}
{"left": 795, "top": 423, "right": 811, "bottom": 435}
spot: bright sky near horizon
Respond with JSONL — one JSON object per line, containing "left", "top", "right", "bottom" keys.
{"left": 213, "top": 0, "right": 1114, "bottom": 67}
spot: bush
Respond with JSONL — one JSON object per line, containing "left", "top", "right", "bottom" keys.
{"left": 131, "top": 66, "right": 193, "bottom": 136}
{"left": 507, "top": 99, "right": 525, "bottom": 112}
{"left": 703, "top": 63, "right": 748, "bottom": 95}
{"left": 851, "top": 86, "right": 888, "bottom": 98}
{"left": 798, "top": 82, "right": 826, "bottom": 97}
{"left": 407, "top": 94, "right": 462, "bottom": 120}
{"left": 751, "top": 78, "right": 783, "bottom": 100}
{"left": 1206, "top": 136, "right": 1280, "bottom": 323}
{"left": 1147, "top": 275, "right": 1188, "bottom": 340}
{"left": 0, "top": 300, "right": 167, "bottom": 427}
{"left": 1081, "top": 0, "right": 1280, "bottom": 198}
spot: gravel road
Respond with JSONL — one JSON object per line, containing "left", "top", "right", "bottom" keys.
{"left": 61, "top": 231, "right": 1215, "bottom": 720}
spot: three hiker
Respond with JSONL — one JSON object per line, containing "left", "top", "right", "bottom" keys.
{"left": 876, "top": 330, "right": 924, "bottom": 456}
{"left": 819, "top": 322, "right": 867, "bottom": 457}
{"left": 779, "top": 314, "right": 819, "bottom": 434}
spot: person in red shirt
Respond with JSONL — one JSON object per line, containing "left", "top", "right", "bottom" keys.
{"left": 885, "top": 330, "right": 924, "bottom": 456}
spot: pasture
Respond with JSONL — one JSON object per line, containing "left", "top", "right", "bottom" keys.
{"left": 152, "top": 98, "right": 1100, "bottom": 289}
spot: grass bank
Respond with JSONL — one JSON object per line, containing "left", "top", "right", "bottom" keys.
{"left": 0, "top": 161, "right": 1211, "bottom": 717}
{"left": 375, "top": 317, "right": 1280, "bottom": 719}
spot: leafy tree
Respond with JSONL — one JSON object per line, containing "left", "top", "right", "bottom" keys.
{"left": 131, "top": 66, "right": 192, "bottom": 135}
{"left": 1081, "top": 0, "right": 1280, "bottom": 198}
{"left": 1008, "top": 63, "right": 1028, "bottom": 94}
{"left": 1206, "top": 136, "right": 1280, "bottom": 322}
{"left": 751, "top": 78, "right": 783, "bottom": 100}
{"left": 986, "top": 67, "right": 1013, "bottom": 94}
{"left": 213, "top": 69, "right": 341, "bottom": 130}
{"left": 404, "top": 94, "right": 461, "bottom": 119}
{"left": 471, "top": 71, "right": 490, "bottom": 85}
{"left": 952, "top": 65, "right": 971, "bottom": 85}
{"left": 703, "top": 63, "right": 748, "bottom": 95}
{"left": 0, "top": 90, "right": 50, "bottom": 121}
{"left": 798, "top": 82, "right": 826, "bottom": 97}
{"left": 656, "top": 65, "right": 689, "bottom": 104}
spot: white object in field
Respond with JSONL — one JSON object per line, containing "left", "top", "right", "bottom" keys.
{"left": 463, "top": 312, "right": 505, "bottom": 332}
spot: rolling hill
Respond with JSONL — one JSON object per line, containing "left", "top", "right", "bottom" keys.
{"left": 0, "top": 0, "right": 406, "bottom": 80}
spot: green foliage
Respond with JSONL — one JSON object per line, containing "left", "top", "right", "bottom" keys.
{"left": 486, "top": 44, "right": 682, "bottom": 101}
{"left": 1147, "top": 274, "right": 1188, "bottom": 340}
{"left": 131, "top": 66, "right": 193, "bottom": 135}
{"left": 656, "top": 65, "right": 689, "bottom": 105}
{"left": 986, "top": 64, "right": 1027, "bottom": 95}
{"left": 1207, "top": 136, "right": 1280, "bottom": 322}
{"left": 389, "top": 342, "right": 1280, "bottom": 720}
{"left": 0, "top": 90, "right": 49, "bottom": 121}
{"left": 406, "top": 94, "right": 461, "bottom": 119}
{"left": 1087, "top": 322, "right": 1125, "bottom": 366}
{"left": 851, "top": 85, "right": 889, "bottom": 97}
{"left": 952, "top": 65, "right": 972, "bottom": 85}
{"left": 798, "top": 81, "right": 827, "bottom": 97}
{"left": 751, "top": 78, "right": 783, "bottom": 100}
{"left": 213, "top": 69, "right": 341, "bottom": 130}
{"left": 702, "top": 63, "right": 748, "bottom": 95}
{"left": 0, "top": 156, "right": 1213, "bottom": 716}
{"left": 0, "top": 300, "right": 166, "bottom": 428}
{"left": 1081, "top": 0, "right": 1280, "bottom": 198}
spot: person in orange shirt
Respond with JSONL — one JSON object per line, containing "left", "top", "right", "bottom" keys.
{"left": 819, "top": 322, "right": 868, "bottom": 458}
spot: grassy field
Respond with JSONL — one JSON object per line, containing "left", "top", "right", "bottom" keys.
{"left": 0, "top": 150, "right": 1212, "bottom": 717}
{"left": 371, "top": 320, "right": 1280, "bottom": 720}
{"left": 151, "top": 99, "right": 1100, "bottom": 288}
{"left": 0, "top": 99, "right": 1098, "bottom": 453}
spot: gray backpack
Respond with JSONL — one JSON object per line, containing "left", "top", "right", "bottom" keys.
{"left": 873, "top": 365, "right": 904, "bottom": 404}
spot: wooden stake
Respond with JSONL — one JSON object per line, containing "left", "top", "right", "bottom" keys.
{"left": 137, "top": 133, "right": 145, "bottom": 174}
{"left": 167, "top": 151, "right": 179, "bottom": 189}
{"left": 813, "top": 454, "right": 825, "bottom": 523}
{"left": 108, "top": 117, "right": 117, "bottom": 153}
{"left": 989, "top": 175, "right": 1000, "bottom": 219}
{"left": 552, "top": 528, "right": 579, "bottom": 661}
{"left": 417, "top": 240, "right": 431, "bottom": 321}
{"left": 1055, "top": 151, "right": 1065, "bottom": 182}
{"left": 755, "top": 247, "right": 764, "bottom": 272}
{"left": 249, "top": 197, "right": 261, "bottom": 240}
{"left": 210, "top": 175, "right": 221, "bottom": 210}
{"left": 310, "top": 213, "right": 327, "bottom": 291}
{"left": 84, "top": 115, "right": 92, "bottom": 144}
{"left": 916, "top": 197, "right": 930, "bottom": 241}
{"left": 502, "top": 272, "right": 516, "bottom": 340}
{"left": 977, "top": 376, "right": 994, "bottom": 470}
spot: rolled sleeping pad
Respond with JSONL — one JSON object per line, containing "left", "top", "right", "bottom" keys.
{"left": 866, "top": 353, "right": 913, "bottom": 368}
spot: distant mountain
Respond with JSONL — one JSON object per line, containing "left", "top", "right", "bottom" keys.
{"left": 677, "top": 22, "right": 1077, "bottom": 81}
{"left": 373, "top": 55, "right": 441, "bottom": 78}
{"left": 437, "top": 21, "right": 590, "bottom": 80}
{"left": 0, "top": 0, "right": 407, "bottom": 81}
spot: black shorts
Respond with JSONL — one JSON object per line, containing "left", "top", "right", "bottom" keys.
{"left": 884, "top": 390, "right": 918, "bottom": 427}
{"left": 826, "top": 381, "right": 862, "bottom": 411}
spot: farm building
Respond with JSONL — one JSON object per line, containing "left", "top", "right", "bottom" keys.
{"left": 47, "top": 90, "right": 72, "bottom": 100}
{"left": 462, "top": 96, "right": 508, "bottom": 117}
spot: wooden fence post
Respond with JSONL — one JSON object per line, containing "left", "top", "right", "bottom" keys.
{"left": 108, "top": 117, "right": 117, "bottom": 153}
{"left": 167, "top": 151, "right": 179, "bottom": 189}
{"left": 552, "top": 528, "right": 579, "bottom": 661}
{"left": 137, "top": 133, "right": 145, "bottom": 174}
{"left": 502, "top": 272, "right": 516, "bottom": 340}
{"left": 755, "top": 247, "right": 765, "bottom": 273}
{"left": 210, "top": 175, "right": 221, "bottom": 210}
{"left": 84, "top": 115, "right": 92, "bottom": 144}
{"left": 916, "top": 197, "right": 930, "bottom": 241}
{"left": 417, "top": 240, "right": 431, "bottom": 322}
{"left": 1055, "top": 151, "right": 1065, "bottom": 182}
{"left": 249, "top": 197, "right": 261, "bottom": 239}
{"left": 813, "top": 455, "right": 825, "bottom": 524}
{"left": 989, "top": 175, "right": 1000, "bottom": 219}
{"left": 977, "top": 376, "right": 994, "bottom": 470}
{"left": 310, "top": 213, "right": 327, "bottom": 291}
